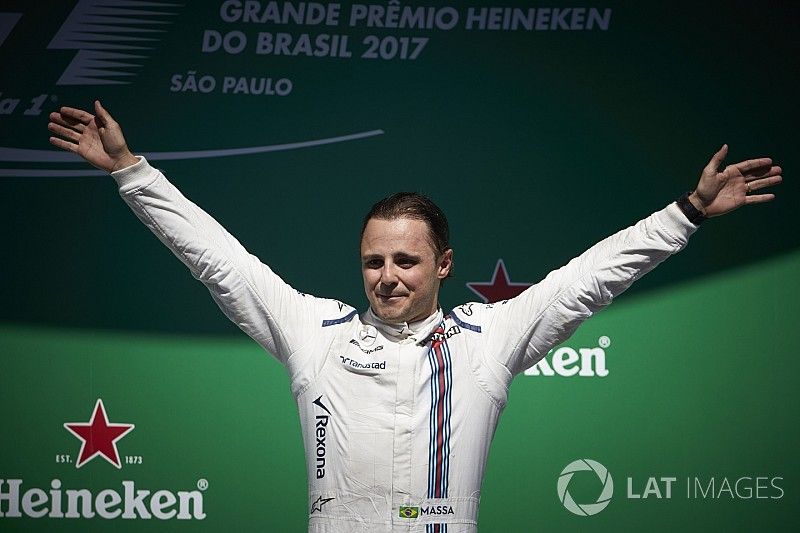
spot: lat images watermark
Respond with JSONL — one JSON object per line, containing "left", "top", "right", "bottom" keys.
{"left": 557, "top": 459, "right": 614, "bottom": 516}
{"left": 558, "top": 459, "right": 786, "bottom": 517}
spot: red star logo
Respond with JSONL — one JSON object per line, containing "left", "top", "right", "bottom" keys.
{"left": 64, "top": 399, "right": 135, "bottom": 469}
{"left": 466, "top": 259, "right": 532, "bottom": 303}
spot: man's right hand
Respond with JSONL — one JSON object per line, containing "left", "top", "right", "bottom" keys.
{"left": 48, "top": 100, "right": 138, "bottom": 173}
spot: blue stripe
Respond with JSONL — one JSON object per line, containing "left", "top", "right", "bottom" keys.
{"left": 427, "top": 320, "right": 454, "bottom": 505}
{"left": 427, "top": 329, "right": 442, "bottom": 499}
{"left": 450, "top": 311, "right": 481, "bottom": 333}
{"left": 427, "top": 346, "right": 438, "bottom": 498}
{"left": 320, "top": 309, "right": 357, "bottom": 327}
{"left": 442, "top": 336, "right": 453, "bottom": 498}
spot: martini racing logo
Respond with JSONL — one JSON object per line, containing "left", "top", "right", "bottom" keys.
{"left": 0, "top": 399, "right": 207, "bottom": 520}
{"left": 428, "top": 324, "right": 461, "bottom": 343}
{"left": 557, "top": 459, "right": 614, "bottom": 516}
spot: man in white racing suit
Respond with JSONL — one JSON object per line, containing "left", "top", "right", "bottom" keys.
{"left": 47, "top": 101, "right": 782, "bottom": 532}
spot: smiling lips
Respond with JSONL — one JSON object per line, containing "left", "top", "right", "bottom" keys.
{"left": 377, "top": 294, "right": 406, "bottom": 301}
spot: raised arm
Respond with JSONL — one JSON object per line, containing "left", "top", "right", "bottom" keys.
{"left": 469, "top": 147, "right": 782, "bottom": 377}
{"left": 48, "top": 102, "right": 352, "bottom": 366}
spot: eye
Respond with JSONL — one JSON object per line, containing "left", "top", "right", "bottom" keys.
{"left": 396, "top": 257, "right": 418, "bottom": 268}
{"left": 364, "top": 259, "right": 383, "bottom": 269}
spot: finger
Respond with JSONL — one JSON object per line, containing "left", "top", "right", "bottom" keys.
{"left": 49, "top": 111, "right": 86, "bottom": 130}
{"left": 754, "top": 165, "right": 782, "bottom": 179}
{"left": 735, "top": 157, "right": 772, "bottom": 173}
{"left": 59, "top": 106, "right": 93, "bottom": 125}
{"left": 48, "top": 112, "right": 86, "bottom": 132}
{"left": 744, "top": 165, "right": 782, "bottom": 182}
{"left": 744, "top": 193, "right": 775, "bottom": 205}
{"left": 49, "top": 136, "right": 79, "bottom": 153}
{"left": 746, "top": 174, "right": 783, "bottom": 192}
{"left": 94, "top": 100, "right": 115, "bottom": 128}
{"left": 48, "top": 122, "right": 81, "bottom": 143}
{"left": 705, "top": 144, "right": 728, "bottom": 173}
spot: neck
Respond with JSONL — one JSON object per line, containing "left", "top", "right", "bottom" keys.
{"left": 363, "top": 307, "right": 442, "bottom": 342}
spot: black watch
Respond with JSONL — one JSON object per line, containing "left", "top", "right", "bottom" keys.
{"left": 676, "top": 191, "right": 707, "bottom": 225}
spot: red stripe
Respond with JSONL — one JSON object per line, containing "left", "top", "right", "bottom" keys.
{"left": 434, "top": 342, "right": 447, "bottom": 498}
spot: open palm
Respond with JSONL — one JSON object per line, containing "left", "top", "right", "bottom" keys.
{"left": 693, "top": 145, "right": 783, "bottom": 217}
{"left": 48, "top": 101, "right": 137, "bottom": 173}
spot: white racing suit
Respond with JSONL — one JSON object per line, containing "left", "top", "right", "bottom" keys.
{"left": 112, "top": 157, "right": 698, "bottom": 532}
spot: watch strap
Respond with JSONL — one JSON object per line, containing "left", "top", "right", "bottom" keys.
{"left": 676, "top": 191, "right": 707, "bottom": 225}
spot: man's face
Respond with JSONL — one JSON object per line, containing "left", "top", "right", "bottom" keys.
{"left": 360, "top": 217, "right": 452, "bottom": 324}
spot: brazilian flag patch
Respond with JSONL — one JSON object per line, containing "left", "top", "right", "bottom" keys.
{"left": 399, "top": 506, "right": 420, "bottom": 519}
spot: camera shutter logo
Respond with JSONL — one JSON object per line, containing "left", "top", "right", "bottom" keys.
{"left": 557, "top": 459, "right": 614, "bottom": 516}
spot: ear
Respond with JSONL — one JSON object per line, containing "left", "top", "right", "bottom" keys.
{"left": 437, "top": 249, "right": 453, "bottom": 279}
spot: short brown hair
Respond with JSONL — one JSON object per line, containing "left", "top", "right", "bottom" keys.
{"left": 361, "top": 192, "right": 453, "bottom": 278}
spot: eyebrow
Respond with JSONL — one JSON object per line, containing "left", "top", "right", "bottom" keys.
{"left": 361, "top": 252, "right": 423, "bottom": 262}
{"left": 394, "top": 252, "right": 422, "bottom": 262}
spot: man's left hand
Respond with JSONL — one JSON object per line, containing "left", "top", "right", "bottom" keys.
{"left": 689, "top": 144, "right": 783, "bottom": 217}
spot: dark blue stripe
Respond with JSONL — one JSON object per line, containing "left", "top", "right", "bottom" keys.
{"left": 427, "top": 341, "right": 440, "bottom": 498}
{"left": 449, "top": 311, "right": 481, "bottom": 333}
{"left": 442, "top": 335, "right": 452, "bottom": 498}
{"left": 427, "top": 320, "right": 454, "bottom": 505}
{"left": 321, "top": 309, "right": 357, "bottom": 327}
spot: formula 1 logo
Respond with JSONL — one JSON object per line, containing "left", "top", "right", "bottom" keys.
{"left": 63, "top": 399, "right": 135, "bottom": 469}
{"left": 3, "top": 1, "right": 183, "bottom": 86}
{"left": 0, "top": 2, "right": 385, "bottom": 177}
{"left": 0, "top": 1, "right": 181, "bottom": 119}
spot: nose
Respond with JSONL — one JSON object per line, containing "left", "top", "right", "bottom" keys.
{"left": 379, "top": 263, "right": 399, "bottom": 286}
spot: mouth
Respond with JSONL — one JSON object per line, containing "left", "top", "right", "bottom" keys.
{"left": 376, "top": 294, "right": 406, "bottom": 302}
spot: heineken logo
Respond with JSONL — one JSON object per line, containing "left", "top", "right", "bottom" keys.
{"left": 524, "top": 336, "right": 612, "bottom": 377}
{"left": 63, "top": 399, "right": 135, "bottom": 469}
{"left": 0, "top": 399, "right": 209, "bottom": 520}
{"left": 0, "top": 479, "right": 206, "bottom": 520}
